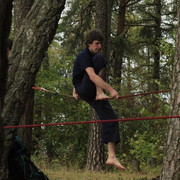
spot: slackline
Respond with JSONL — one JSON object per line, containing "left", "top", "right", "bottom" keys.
{"left": 32, "top": 86, "right": 171, "bottom": 100}
{"left": 4, "top": 115, "right": 180, "bottom": 129}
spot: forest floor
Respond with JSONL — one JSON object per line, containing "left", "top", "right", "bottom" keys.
{"left": 41, "top": 165, "right": 161, "bottom": 180}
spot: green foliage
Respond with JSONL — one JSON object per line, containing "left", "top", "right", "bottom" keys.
{"left": 33, "top": 40, "right": 91, "bottom": 168}
{"left": 56, "top": 0, "right": 95, "bottom": 55}
{"left": 129, "top": 130, "right": 164, "bottom": 166}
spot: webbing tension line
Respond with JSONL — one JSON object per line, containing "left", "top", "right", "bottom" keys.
{"left": 32, "top": 86, "right": 171, "bottom": 100}
{"left": 4, "top": 115, "right": 180, "bottom": 129}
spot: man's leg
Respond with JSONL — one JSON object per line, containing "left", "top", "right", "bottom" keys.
{"left": 96, "top": 68, "right": 109, "bottom": 100}
{"left": 86, "top": 99, "right": 125, "bottom": 170}
{"left": 76, "top": 54, "right": 109, "bottom": 100}
{"left": 77, "top": 54, "right": 125, "bottom": 170}
{"left": 91, "top": 54, "right": 109, "bottom": 100}
{"left": 106, "top": 142, "right": 125, "bottom": 170}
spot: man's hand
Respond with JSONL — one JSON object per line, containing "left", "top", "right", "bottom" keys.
{"left": 73, "top": 88, "right": 80, "bottom": 100}
{"left": 85, "top": 67, "right": 119, "bottom": 99}
{"left": 109, "top": 88, "right": 119, "bottom": 99}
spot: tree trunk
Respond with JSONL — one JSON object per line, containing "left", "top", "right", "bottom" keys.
{"left": 152, "top": 0, "right": 161, "bottom": 90}
{"left": 113, "top": 0, "right": 126, "bottom": 85}
{"left": 0, "top": 0, "right": 13, "bottom": 179}
{"left": 14, "top": 0, "right": 35, "bottom": 152}
{"left": 18, "top": 88, "right": 34, "bottom": 154}
{"left": 0, "top": 0, "right": 12, "bottom": 109}
{"left": 95, "top": 0, "right": 113, "bottom": 60}
{"left": 86, "top": 0, "right": 113, "bottom": 171}
{"left": 0, "top": 0, "right": 66, "bottom": 179}
{"left": 13, "top": 0, "right": 34, "bottom": 35}
{"left": 86, "top": 110, "right": 105, "bottom": 171}
{"left": 150, "top": 0, "right": 162, "bottom": 113}
{"left": 160, "top": 3, "right": 180, "bottom": 179}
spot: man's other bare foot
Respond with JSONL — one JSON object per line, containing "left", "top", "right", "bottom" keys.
{"left": 96, "top": 93, "right": 110, "bottom": 100}
{"left": 106, "top": 157, "right": 125, "bottom": 171}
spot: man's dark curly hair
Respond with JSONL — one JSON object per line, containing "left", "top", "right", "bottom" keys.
{"left": 85, "top": 29, "right": 104, "bottom": 45}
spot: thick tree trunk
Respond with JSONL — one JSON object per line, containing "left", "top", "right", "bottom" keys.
{"left": 14, "top": 0, "right": 35, "bottom": 151}
{"left": 95, "top": 0, "right": 113, "bottom": 60}
{"left": 13, "top": 0, "right": 34, "bottom": 35}
{"left": 86, "top": 111, "right": 105, "bottom": 171}
{"left": 0, "top": 0, "right": 13, "bottom": 179}
{"left": 160, "top": 3, "right": 180, "bottom": 180}
{"left": 18, "top": 88, "right": 34, "bottom": 154}
{"left": 0, "top": 0, "right": 12, "bottom": 108}
{"left": 0, "top": 0, "right": 66, "bottom": 179}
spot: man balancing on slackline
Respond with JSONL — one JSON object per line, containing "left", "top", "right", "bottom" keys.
{"left": 72, "top": 29, "right": 125, "bottom": 171}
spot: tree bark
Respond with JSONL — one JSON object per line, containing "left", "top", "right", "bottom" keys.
{"left": 86, "top": 110, "right": 105, "bottom": 171}
{"left": 0, "top": 0, "right": 66, "bottom": 179}
{"left": 18, "top": 88, "right": 34, "bottom": 154}
{"left": 14, "top": 0, "right": 35, "bottom": 152}
{"left": 150, "top": 0, "right": 162, "bottom": 113}
{"left": 152, "top": 0, "right": 161, "bottom": 91}
{"left": 13, "top": 0, "right": 34, "bottom": 35}
{"left": 0, "top": 0, "right": 13, "bottom": 179}
{"left": 95, "top": 0, "right": 113, "bottom": 60}
{"left": 160, "top": 2, "right": 180, "bottom": 179}
{"left": 0, "top": 0, "right": 12, "bottom": 108}
{"left": 113, "top": 0, "right": 126, "bottom": 85}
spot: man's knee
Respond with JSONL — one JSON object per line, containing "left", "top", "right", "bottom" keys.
{"left": 92, "top": 54, "right": 107, "bottom": 74}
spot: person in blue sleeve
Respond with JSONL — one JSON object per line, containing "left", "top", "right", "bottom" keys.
{"left": 72, "top": 29, "right": 125, "bottom": 170}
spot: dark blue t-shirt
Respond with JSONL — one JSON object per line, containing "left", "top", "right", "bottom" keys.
{"left": 72, "top": 48, "right": 94, "bottom": 86}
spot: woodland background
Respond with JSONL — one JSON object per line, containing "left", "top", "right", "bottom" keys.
{"left": 0, "top": 0, "right": 179, "bottom": 180}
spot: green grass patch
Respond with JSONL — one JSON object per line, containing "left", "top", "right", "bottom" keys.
{"left": 42, "top": 166, "right": 161, "bottom": 180}
{"left": 32, "top": 157, "right": 161, "bottom": 180}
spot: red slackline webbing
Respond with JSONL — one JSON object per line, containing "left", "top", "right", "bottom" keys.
{"left": 3, "top": 115, "right": 180, "bottom": 129}
{"left": 32, "top": 86, "right": 171, "bottom": 100}
{"left": 32, "top": 86, "right": 73, "bottom": 98}
{"left": 107, "top": 89, "right": 171, "bottom": 100}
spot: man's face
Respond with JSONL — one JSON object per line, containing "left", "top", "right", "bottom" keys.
{"left": 88, "top": 40, "right": 102, "bottom": 54}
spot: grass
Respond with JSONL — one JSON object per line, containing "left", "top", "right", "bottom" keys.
{"left": 32, "top": 157, "right": 161, "bottom": 180}
{"left": 41, "top": 165, "right": 161, "bottom": 180}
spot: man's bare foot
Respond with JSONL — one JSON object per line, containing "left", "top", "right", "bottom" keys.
{"left": 96, "top": 93, "right": 109, "bottom": 100}
{"left": 106, "top": 157, "right": 125, "bottom": 171}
